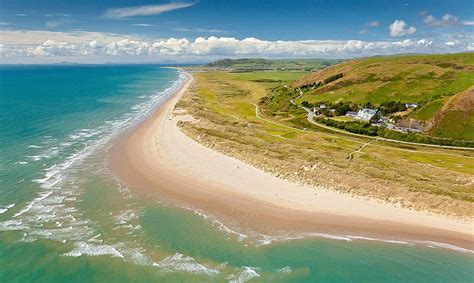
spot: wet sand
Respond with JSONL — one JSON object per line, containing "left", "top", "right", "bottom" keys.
{"left": 109, "top": 71, "right": 474, "bottom": 250}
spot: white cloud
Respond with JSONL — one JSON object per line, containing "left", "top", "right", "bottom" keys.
{"left": 174, "top": 27, "right": 228, "bottom": 33}
{"left": 131, "top": 23, "right": 156, "bottom": 27}
{"left": 389, "top": 20, "right": 416, "bottom": 37}
{"left": 367, "top": 21, "right": 380, "bottom": 27}
{"left": 46, "top": 19, "right": 74, "bottom": 29}
{"left": 463, "top": 21, "right": 474, "bottom": 26}
{"left": 423, "top": 14, "right": 460, "bottom": 27}
{"left": 418, "top": 10, "right": 429, "bottom": 17}
{"left": 105, "top": 2, "right": 195, "bottom": 18}
{"left": 15, "top": 13, "right": 28, "bottom": 16}
{"left": 0, "top": 29, "right": 138, "bottom": 44}
{"left": 0, "top": 29, "right": 471, "bottom": 64}
{"left": 44, "top": 13, "right": 72, "bottom": 17}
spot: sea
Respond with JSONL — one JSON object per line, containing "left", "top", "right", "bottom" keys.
{"left": 0, "top": 65, "right": 472, "bottom": 282}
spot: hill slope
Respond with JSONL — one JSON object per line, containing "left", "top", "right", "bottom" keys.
{"left": 293, "top": 53, "right": 474, "bottom": 140}
{"left": 427, "top": 86, "right": 474, "bottom": 141}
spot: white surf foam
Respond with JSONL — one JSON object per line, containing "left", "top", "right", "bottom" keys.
{"left": 0, "top": 203, "right": 15, "bottom": 214}
{"left": 276, "top": 266, "right": 292, "bottom": 273}
{"left": 192, "top": 208, "right": 249, "bottom": 241}
{"left": 413, "top": 241, "right": 474, "bottom": 254}
{"left": 0, "top": 219, "right": 26, "bottom": 231}
{"left": 153, "top": 253, "right": 220, "bottom": 277}
{"left": 229, "top": 266, "right": 260, "bottom": 283}
{"left": 63, "top": 241, "right": 124, "bottom": 258}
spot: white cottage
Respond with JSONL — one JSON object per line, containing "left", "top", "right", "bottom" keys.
{"left": 356, "top": 108, "right": 379, "bottom": 121}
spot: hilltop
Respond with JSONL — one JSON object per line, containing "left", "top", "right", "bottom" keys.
{"left": 293, "top": 53, "right": 474, "bottom": 141}
{"left": 206, "top": 58, "right": 343, "bottom": 71}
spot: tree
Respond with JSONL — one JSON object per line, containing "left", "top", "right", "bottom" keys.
{"left": 370, "top": 113, "right": 381, "bottom": 123}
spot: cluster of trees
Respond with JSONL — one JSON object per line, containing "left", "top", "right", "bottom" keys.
{"left": 301, "top": 101, "right": 358, "bottom": 116}
{"left": 316, "top": 118, "right": 378, "bottom": 136}
{"left": 315, "top": 117, "right": 473, "bottom": 147}
{"left": 260, "top": 86, "right": 300, "bottom": 114}
{"left": 323, "top": 73, "right": 344, "bottom": 85}
{"left": 378, "top": 101, "right": 407, "bottom": 115}
{"left": 300, "top": 73, "right": 344, "bottom": 92}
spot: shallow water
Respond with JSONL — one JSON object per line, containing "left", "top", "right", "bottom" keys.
{"left": 0, "top": 65, "right": 472, "bottom": 282}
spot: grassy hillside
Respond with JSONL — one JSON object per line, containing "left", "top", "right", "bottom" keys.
{"left": 206, "top": 58, "right": 342, "bottom": 71}
{"left": 293, "top": 53, "right": 474, "bottom": 140}
{"left": 427, "top": 87, "right": 474, "bottom": 140}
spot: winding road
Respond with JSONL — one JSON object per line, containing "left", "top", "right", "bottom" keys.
{"left": 288, "top": 87, "right": 474, "bottom": 151}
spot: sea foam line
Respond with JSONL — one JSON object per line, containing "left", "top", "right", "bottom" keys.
{"left": 255, "top": 231, "right": 474, "bottom": 254}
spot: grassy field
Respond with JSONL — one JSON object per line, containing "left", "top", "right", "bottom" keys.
{"left": 177, "top": 69, "right": 474, "bottom": 217}
{"left": 293, "top": 53, "right": 474, "bottom": 140}
{"left": 206, "top": 58, "right": 343, "bottom": 71}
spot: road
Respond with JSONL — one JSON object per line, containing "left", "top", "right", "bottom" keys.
{"left": 288, "top": 87, "right": 474, "bottom": 151}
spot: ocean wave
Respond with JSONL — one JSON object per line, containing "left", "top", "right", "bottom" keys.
{"left": 276, "top": 266, "right": 292, "bottom": 273}
{"left": 153, "top": 253, "right": 220, "bottom": 276}
{"left": 257, "top": 232, "right": 353, "bottom": 246}
{"left": 254, "top": 231, "right": 474, "bottom": 254}
{"left": 0, "top": 219, "right": 26, "bottom": 231}
{"left": 27, "top": 145, "right": 41, "bottom": 149}
{"left": 192, "top": 208, "right": 249, "bottom": 241}
{"left": 63, "top": 241, "right": 124, "bottom": 258}
{"left": 229, "top": 266, "right": 260, "bottom": 283}
{"left": 414, "top": 241, "right": 474, "bottom": 254}
{"left": 0, "top": 203, "right": 15, "bottom": 214}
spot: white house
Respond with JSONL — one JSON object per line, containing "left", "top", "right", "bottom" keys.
{"left": 405, "top": 103, "right": 418, "bottom": 108}
{"left": 356, "top": 108, "right": 379, "bottom": 121}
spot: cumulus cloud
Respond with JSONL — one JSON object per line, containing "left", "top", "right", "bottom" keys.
{"left": 463, "top": 21, "right": 474, "bottom": 26}
{"left": 0, "top": 30, "right": 471, "bottom": 63}
{"left": 389, "top": 20, "right": 416, "bottom": 37}
{"left": 105, "top": 2, "right": 195, "bottom": 18}
{"left": 423, "top": 14, "right": 460, "bottom": 27}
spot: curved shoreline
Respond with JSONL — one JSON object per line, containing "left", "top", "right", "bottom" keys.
{"left": 108, "top": 71, "right": 473, "bottom": 251}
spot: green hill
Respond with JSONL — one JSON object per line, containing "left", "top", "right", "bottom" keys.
{"left": 293, "top": 53, "right": 474, "bottom": 141}
{"left": 206, "top": 58, "right": 342, "bottom": 71}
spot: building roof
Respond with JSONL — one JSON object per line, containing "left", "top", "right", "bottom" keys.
{"left": 359, "top": 108, "right": 378, "bottom": 115}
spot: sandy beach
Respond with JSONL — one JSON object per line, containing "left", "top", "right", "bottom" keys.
{"left": 109, "top": 71, "right": 473, "bottom": 250}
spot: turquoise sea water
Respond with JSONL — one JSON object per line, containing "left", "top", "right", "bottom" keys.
{"left": 0, "top": 65, "right": 472, "bottom": 282}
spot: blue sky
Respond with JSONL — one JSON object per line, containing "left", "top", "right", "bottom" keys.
{"left": 0, "top": 0, "right": 473, "bottom": 63}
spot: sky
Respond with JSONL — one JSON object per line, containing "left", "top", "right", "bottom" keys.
{"left": 0, "top": 0, "right": 473, "bottom": 63}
